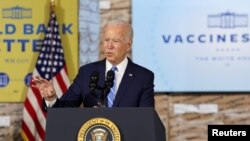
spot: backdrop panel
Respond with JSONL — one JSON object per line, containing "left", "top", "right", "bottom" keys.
{"left": 0, "top": 0, "right": 78, "bottom": 102}
{"left": 132, "top": 0, "right": 250, "bottom": 92}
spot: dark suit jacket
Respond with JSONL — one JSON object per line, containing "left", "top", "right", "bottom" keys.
{"left": 43, "top": 58, "right": 154, "bottom": 109}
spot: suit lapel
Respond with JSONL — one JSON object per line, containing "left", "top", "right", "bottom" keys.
{"left": 113, "top": 59, "right": 135, "bottom": 106}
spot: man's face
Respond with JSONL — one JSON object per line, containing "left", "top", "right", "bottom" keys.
{"left": 103, "top": 25, "right": 131, "bottom": 65}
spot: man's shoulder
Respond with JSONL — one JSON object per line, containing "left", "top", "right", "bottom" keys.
{"left": 130, "top": 61, "right": 154, "bottom": 76}
{"left": 79, "top": 59, "right": 104, "bottom": 72}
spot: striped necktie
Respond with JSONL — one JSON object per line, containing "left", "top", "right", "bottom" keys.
{"left": 107, "top": 66, "right": 117, "bottom": 108}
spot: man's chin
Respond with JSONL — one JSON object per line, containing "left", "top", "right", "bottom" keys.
{"left": 107, "top": 58, "right": 117, "bottom": 64}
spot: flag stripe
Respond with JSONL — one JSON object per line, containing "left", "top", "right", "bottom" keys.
{"left": 25, "top": 99, "right": 45, "bottom": 140}
{"left": 55, "top": 71, "right": 68, "bottom": 93}
{"left": 27, "top": 89, "right": 46, "bottom": 129}
{"left": 22, "top": 108, "right": 43, "bottom": 141}
{"left": 22, "top": 108, "right": 36, "bottom": 139}
{"left": 61, "top": 67, "right": 71, "bottom": 87}
{"left": 21, "top": 121, "right": 35, "bottom": 141}
{"left": 52, "top": 78, "right": 63, "bottom": 98}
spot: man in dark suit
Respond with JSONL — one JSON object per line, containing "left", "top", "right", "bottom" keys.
{"left": 32, "top": 19, "right": 155, "bottom": 108}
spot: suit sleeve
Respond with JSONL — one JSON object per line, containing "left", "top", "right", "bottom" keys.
{"left": 52, "top": 67, "right": 85, "bottom": 107}
{"left": 139, "top": 71, "right": 155, "bottom": 107}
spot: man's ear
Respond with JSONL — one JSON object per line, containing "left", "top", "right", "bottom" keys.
{"left": 127, "top": 41, "right": 132, "bottom": 51}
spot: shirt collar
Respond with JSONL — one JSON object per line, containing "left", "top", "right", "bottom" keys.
{"left": 106, "top": 57, "right": 128, "bottom": 73}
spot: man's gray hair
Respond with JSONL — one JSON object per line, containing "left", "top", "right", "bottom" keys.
{"left": 105, "top": 19, "right": 133, "bottom": 43}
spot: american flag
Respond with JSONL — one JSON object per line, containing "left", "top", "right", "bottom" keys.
{"left": 21, "top": 11, "right": 70, "bottom": 141}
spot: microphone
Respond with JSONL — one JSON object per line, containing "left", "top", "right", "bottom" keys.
{"left": 89, "top": 71, "right": 99, "bottom": 93}
{"left": 105, "top": 70, "right": 115, "bottom": 90}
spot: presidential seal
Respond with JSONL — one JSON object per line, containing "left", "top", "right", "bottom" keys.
{"left": 77, "top": 117, "right": 121, "bottom": 141}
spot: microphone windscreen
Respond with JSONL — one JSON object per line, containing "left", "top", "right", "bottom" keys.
{"left": 91, "top": 71, "right": 99, "bottom": 82}
{"left": 106, "top": 70, "right": 114, "bottom": 81}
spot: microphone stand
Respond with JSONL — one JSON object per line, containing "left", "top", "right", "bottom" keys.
{"left": 97, "top": 86, "right": 110, "bottom": 108}
{"left": 97, "top": 73, "right": 114, "bottom": 107}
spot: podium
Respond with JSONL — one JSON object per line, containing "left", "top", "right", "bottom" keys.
{"left": 45, "top": 108, "right": 166, "bottom": 141}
